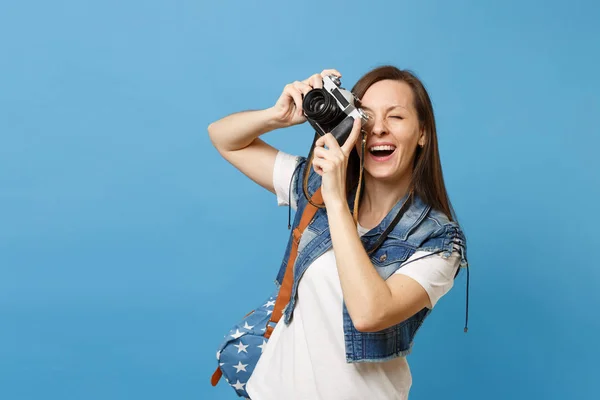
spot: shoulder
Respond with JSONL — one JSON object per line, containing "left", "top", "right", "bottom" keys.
{"left": 410, "top": 206, "right": 468, "bottom": 269}
{"left": 423, "top": 208, "right": 465, "bottom": 244}
{"left": 427, "top": 208, "right": 466, "bottom": 244}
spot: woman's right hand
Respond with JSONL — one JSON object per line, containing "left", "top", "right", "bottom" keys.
{"left": 269, "top": 69, "right": 342, "bottom": 128}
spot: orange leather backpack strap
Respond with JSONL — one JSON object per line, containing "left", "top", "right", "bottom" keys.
{"left": 264, "top": 187, "right": 322, "bottom": 338}
{"left": 210, "top": 367, "right": 223, "bottom": 386}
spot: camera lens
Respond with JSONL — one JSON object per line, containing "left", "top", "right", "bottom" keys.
{"left": 302, "top": 89, "right": 344, "bottom": 128}
{"left": 311, "top": 97, "right": 326, "bottom": 112}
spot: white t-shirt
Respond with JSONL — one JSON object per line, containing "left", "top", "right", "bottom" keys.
{"left": 246, "top": 151, "right": 461, "bottom": 400}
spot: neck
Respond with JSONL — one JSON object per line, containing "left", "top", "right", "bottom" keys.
{"left": 358, "top": 170, "right": 413, "bottom": 229}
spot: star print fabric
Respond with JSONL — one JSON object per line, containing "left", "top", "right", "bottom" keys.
{"left": 215, "top": 288, "right": 279, "bottom": 398}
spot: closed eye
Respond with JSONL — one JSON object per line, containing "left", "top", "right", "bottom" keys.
{"left": 390, "top": 116, "right": 403, "bottom": 119}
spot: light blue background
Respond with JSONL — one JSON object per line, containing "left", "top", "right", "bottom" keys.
{"left": 1, "top": 0, "right": 599, "bottom": 399}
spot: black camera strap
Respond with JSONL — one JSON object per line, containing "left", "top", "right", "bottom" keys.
{"left": 364, "top": 191, "right": 414, "bottom": 256}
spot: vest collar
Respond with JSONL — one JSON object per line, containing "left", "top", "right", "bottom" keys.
{"left": 348, "top": 185, "right": 431, "bottom": 241}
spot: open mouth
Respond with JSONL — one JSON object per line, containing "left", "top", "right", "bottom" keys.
{"left": 368, "top": 145, "right": 396, "bottom": 159}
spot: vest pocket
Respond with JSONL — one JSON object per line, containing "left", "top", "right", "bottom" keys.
{"left": 370, "top": 243, "right": 412, "bottom": 268}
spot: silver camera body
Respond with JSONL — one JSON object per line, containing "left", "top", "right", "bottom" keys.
{"left": 302, "top": 75, "right": 369, "bottom": 146}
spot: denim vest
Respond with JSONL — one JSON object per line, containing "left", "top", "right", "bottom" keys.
{"left": 274, "top": 157, "right": 469, "bottom": 363}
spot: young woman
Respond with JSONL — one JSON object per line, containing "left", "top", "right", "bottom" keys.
{"left": 208, "top": 66, "right": 469, "bottom": 399}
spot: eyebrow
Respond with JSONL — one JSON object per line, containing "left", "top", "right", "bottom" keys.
{"left": 360, "top": 104, "right": 409, "bottom": 112}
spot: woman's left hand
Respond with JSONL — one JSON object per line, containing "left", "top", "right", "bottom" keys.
{"left": 312, "top": 117, "right": 363, "bottom": 208}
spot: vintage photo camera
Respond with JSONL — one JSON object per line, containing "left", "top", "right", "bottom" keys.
{"left": 302, "top": 75, "right": 369, "bottom": 147}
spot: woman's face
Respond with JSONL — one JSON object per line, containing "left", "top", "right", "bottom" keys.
{"left": 354, "top": 79, "right": 425, "bottom": 182}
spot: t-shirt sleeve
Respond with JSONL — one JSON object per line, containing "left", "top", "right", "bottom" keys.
{"left": 393, "top": 248, "right": 461, "bottom": 309}
{"left": 273, "top": 150, "right": 302, "bottom": 211}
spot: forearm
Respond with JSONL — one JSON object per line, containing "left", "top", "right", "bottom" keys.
{"left": 327, "top": 201, "right": 392, "bottom": 331}
{"left": 207, "top": 107, "right": 284, "bottom": 152}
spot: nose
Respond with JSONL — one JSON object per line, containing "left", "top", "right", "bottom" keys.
{"left": 367, "top": 114, "right": 387, "bottom": 137}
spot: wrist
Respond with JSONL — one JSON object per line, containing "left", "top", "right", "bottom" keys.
{"left": 327, "top": 198, "right": 350, "bottom": 214}
{"left": 264, "top": 106, "right": 289, "bottom": 130}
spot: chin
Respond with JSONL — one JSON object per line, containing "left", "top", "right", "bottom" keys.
{"left": 364, "top": 166, "right": 400, "bottom": 182}
{"left": 363, "top": 157, "right": 410, "bottom": 181}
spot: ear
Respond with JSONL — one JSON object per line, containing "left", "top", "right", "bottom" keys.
{"left": 418, "top": 130, "right": 426, "bottom": 147}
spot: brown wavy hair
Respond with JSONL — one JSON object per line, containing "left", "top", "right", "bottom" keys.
{"left": 347, "top": 65, "right": 458, "bottom": 222}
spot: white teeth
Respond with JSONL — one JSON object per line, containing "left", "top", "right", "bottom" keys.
{"left": 369, "top": 145, "right": 396, "bottom": 151}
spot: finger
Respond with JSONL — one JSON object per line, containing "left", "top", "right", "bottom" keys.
{"left": 312, "top": 161, "right": 323, "bottom": 176}
{"left": 301, "top": 73, "right": 322, "bottom": 89}
{"left": 312, "top": 157, "right": 332, "bottom": 174}
{"left": 315, "top": 134, "right": 324, "bottom": 147}
{"left": 315, "top": 134, "right": 333, "bottom": 149}
{"left": 310, "top": 74, "right": 323, "bottom": 89}
{"left": 341, "top": 117, "right": 363, "bottom": 156}
{"left": 317, "top": 133, "right": 341, "bottom": 151}
{"left": 321, "top": 69, "right": 341, "bottom": 78}
{"left": 313, "top": 146, "right": 329, "bottom": 160}
{"left": 292, "top": 80, "right": 313, "bottom": 96}
{"left": 284, "top": 85, "right": 304, "bottom": 116}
